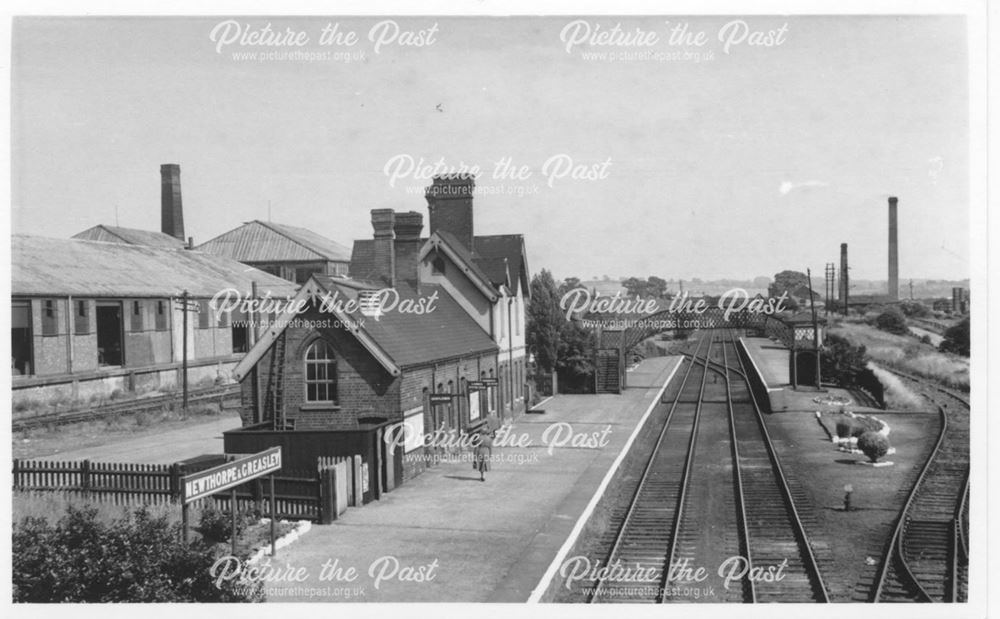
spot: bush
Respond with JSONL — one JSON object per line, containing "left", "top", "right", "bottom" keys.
{"left": 857, "top": 431, "right": 890, "bottom": 463}
{"left": 939, "top": 317, "right": 970, "bottom": 357}
{"left": 874, "top": 308, "right": 909, "bottom": 335}
{"left": 835, "top": 421, "right": 853, "bottom": 439}
{"left": 13, "top": 504, "right": 262, "bottom": 602}
{"left": 196, "top": 506, "right": 259, "bottom": 545}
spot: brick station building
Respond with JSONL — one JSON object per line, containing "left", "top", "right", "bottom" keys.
{"left": 227, "top": 175, "right": 530, "bottom": 489}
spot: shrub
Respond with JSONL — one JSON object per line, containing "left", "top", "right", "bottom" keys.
{"left": 874, "top": 308, "right": 909, "bottom": 335}
{"left": 835, "top": 421, "right": 853, "bottom": 439}
{"left": 858, "top": 431, "right": 890, "bottom": 463}
{"left": 13, "top": 504, "right": 262, "bottom": 602}
{"left": 939, "top": 317, "right": 970, "bottom": 357}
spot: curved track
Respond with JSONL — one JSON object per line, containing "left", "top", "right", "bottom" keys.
{"left": 871, "top": 368, "right": 970, "bottom": 603}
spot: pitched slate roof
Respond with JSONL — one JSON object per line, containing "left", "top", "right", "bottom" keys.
{"left": 472, "top": 234, "right": 529, "bottom": 296}
{"left": 12, "top": 235, "right": 298, "bottom": 299}
{"left": 233, "top": 274, "right": 497, "bottom": 379}
{"left": 72, "top": 225, "right": 186, "bottom": 249}
{"left": 197, "top": 220, "right": 351, "bottom": 263}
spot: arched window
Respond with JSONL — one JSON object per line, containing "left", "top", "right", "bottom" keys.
{"left": 304, "top": 339, "right": 337, "bottom": 403}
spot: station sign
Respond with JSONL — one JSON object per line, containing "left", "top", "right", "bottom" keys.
{"left": 182, "top": 446, "right": 282, "bottom": 504}
{"left": 428, "top": 394, "right": 455, "bottom": 404}
{"left": 480, "top": 378, "right": 499, "bottom": 386}
{"left": 466, "top": 381, "right": 486, "bottom": 390}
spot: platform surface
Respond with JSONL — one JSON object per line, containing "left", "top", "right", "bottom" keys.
{"left": 259, "top": 356, "right": 682, "bottom": 603}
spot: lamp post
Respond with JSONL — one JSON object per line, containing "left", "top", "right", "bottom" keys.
{"left": 844, "top": 484, "right": 853, "bottom": 512}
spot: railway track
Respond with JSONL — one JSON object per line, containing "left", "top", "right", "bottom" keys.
{"left": 871, "top": 367, "right": 970, "bottom": 603}
{"left": 726, "top": 331, "right": 829, "bottom": 602}
{"left": 587, "top": 330, "right": 828, "bottom": 603}
{"left": 12, "top": 384, "right": 241, "bottom": 431}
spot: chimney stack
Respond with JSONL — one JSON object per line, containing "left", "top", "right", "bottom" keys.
{"left": 426, "top": 174, "right": 475, "bottom": 252}
{"left": 393, "top": 211, "right": 424, "bottom": 286}
{"left": 160, "top": 164, "right": 185, "bottom": 240}
{"left": 839, "top": 243, "right": 849, "bottom": 314}
{"left": 888, "top": 196, "right": 899, "bottom": 301}
{"left": 371, "top": 209, "right": 396, "bottom": 287}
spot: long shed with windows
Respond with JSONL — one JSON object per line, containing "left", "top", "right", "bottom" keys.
{"left": 11, "top": 235, "right": 298, "bottom": 407}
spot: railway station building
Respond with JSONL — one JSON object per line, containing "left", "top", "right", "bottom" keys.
{"left": 10, "top": 234, "right": 297, "bottom": 414}
{"left": 349, "top": 175, "right": 531, "bottom": 419}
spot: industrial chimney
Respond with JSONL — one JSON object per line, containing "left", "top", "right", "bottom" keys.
{"left": 160, "top": 164, "right": 185, "bottom": 240}
{"left": 888, "top": 196, "right": 899, "bottom": 301}
{"left": 839, "top": 243, "right": 849, "bottom": 314}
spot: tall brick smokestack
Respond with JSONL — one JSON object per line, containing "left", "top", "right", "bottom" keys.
{"left": 371, "top": 209, "right": 396, "bottom": 287}
{"left": 160, "top": 164, "right": 185, "bottom": 240}
{"left": 839, "top": 243, "right": 849, "bottom": 314}
{"left": 888, "top": 196, "right": 899, "bottom": 301}
{"left": 426, "top": 174, "right": 475, "bottom": 252}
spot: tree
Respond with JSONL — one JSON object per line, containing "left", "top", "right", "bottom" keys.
{"left": 620, "top": 277, "right": 648, "bottom": 298}
{"left": 821, "top": 334, "right": 867, "bottom": 385}
{"left": 939, "top": 317, "right": 970, "bottom": 356}
{"left": 527, "top": 270, "right": 561, "bottom": 374}
{"left": 526, "top": 271, "right": 597, "bottom": 392}
{"left": 646, "top": 276, "right": 668, "bottom": 298}
{"left": 858, "top": 431, "right": 890, "bottom": 463}
{"left": 874, "top": 307, "right": 909, "bottom": 335}
{"left": 768, "top": 270, "right": 809, "bottom": 298}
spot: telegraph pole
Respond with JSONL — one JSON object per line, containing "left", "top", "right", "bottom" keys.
{"left": 182, "top": 290, "right": 189, "bottom": 412}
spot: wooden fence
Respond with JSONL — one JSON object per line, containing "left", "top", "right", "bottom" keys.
{"left": 11, "top": 457, "right": 368, "bottom": 523}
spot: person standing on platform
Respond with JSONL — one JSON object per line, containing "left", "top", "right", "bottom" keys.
{"left": 474, "top": 429, "right": 494, "bottom": 482}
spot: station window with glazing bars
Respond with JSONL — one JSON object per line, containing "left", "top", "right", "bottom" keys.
{"left": 130, "top": 300, "right": 144, "bottom": 332}
{"left": 74, "top": 299, "right": 89, "bottom": 335}
{"left": 304, "top": 339, "right": 337, "bottom": 404}
{"left": 198, "top": 300, "right": 210, "bottom": 329}
{"left": 42, "top": 299, "right": 58, "bottom": 336}
{"left": 155, "top": 300, "right": 167, "bottom": 331}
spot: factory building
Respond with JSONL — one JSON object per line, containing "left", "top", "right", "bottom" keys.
{"left": 10, "top": 235, "right": 297, "bottom": 410}
{"left": 196, "top": 220, "right": 352, "bottom": 284}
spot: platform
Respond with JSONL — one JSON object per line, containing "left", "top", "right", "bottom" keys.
{"left": 259, "top": 356, "right": 682, "bottom": 603}
{"left": 739, "top": 336, "right": 881, "bottom": 414}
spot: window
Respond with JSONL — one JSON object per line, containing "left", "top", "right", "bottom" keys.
{"left": 198, "top": 300, "right": 210, "bottom": 329}
{"left": 231, "top": 308, "right": 250, "bottom": 354}
{"left": 500, "top": 301, "right": 507, "bottom": 339}
{"left": 432, "top": 255, "right": 446, "bottom": 275}
{"left": 74, "top": 300, "right": 89, "bottom": 335}
{"left": 42, "top": 299, "right": 58, "bottom": 336}
{"left": 304, "top": 339, "right": 337, "bottom": 403}
{"left": 155, "top": 300, "right": 167, "bottom": 331}
{"left": 130, "top": 300, "right": 144, "bottom": 332}
{"left": 12, "top": 300, "right": 33, "bottom": 375}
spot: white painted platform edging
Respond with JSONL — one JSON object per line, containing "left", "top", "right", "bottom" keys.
{"left": 526, "top": 356, "right": 683, "bottom": 603}
{"left": 737, "top": 337, "right": 783, "bottom": 392}
{"left": 247, "top": 520, "right": 312, "bottom": 564}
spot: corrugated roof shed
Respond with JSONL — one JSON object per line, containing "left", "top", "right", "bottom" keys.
{"left": 73, "top": 225, "right": 186, "bottom": 249}
{"left": 12, "top": 235, "right": 299, "bottom": 298}
{"left": 196, "top": 220, "right": 351, "bottom": 263}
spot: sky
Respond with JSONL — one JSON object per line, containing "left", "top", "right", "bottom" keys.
{"left": 11, "top": 15, "right": 970, "bottom": 283}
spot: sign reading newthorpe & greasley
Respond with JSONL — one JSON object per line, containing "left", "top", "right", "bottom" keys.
{"left": 182, "top": 446, "right": 282, "bottom": 504}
